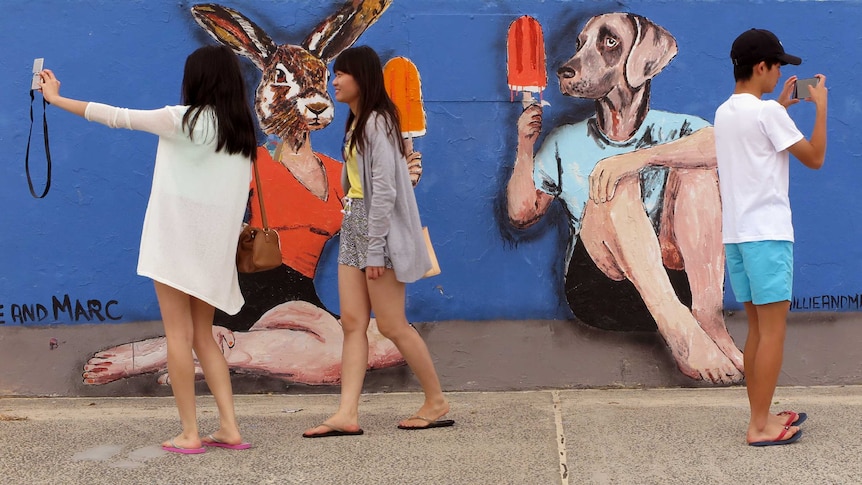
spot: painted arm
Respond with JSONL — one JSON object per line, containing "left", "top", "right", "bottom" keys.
{"left": 589, "top": 127, "right": 716, "bottom": 203}
{"left": 403, "top": 138, "right": 422, "bottom": 186}
{"left": 507, "top": 104, "right": 553, "bottom": 228}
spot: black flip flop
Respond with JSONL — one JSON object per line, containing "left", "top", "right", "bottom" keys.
{"left": 302, "top": 423, "right": 364, "bottom": 438}
{"left": 397, "top": 415, "right": 456, "bottom": 430}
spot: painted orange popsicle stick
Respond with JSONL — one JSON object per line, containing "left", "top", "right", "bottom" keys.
{"left": 506, "top": 15, "right": 549, "bottom": 108}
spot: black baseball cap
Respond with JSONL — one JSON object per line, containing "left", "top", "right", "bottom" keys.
{"left": 730, "top": 28, "right": 801, "bottom": 66}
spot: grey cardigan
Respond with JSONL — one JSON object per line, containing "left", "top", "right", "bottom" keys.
{"left": 341, "top": 111, "right": 432, "bottom": 283}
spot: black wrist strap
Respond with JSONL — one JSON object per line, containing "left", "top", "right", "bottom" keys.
{"left": 26, "top": 89, "right": 51, "bottom": 198}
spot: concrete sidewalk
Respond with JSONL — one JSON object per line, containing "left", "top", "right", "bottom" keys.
{"left": 2, "top": 386, "right": 861, "bottom": 484}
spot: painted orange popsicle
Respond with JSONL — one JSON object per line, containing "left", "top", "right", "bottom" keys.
{"left": 507, "top": 15, "right": 548, "bottom": 107}
{"left": 384, "top": 57, "right": 426, "bottom": 138}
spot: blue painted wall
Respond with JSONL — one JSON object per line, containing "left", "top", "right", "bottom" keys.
{"left": 1, "top": 0, "right": 861, "bottom": 327}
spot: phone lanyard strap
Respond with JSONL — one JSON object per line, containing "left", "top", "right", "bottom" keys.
{"left": 26, "top": 89, "right": 52, "bottom": 199}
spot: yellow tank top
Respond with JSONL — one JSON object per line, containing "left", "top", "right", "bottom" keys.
{"left": 344, "top": 124, "right": 363, "bottom": 199}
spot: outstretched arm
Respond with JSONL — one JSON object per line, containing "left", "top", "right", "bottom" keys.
{"left": 38, "top": 69, "right": 177, "bottom": 137}
{"left": 589, "top": 127, "right": 716, "bottom": 203}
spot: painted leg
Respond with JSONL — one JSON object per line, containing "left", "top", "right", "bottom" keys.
{"left": 367, "top": 269, "right": 449, "bottom": 427}
{"left": 153, "top": 281, "right": 201, "bottom": 450}
{"left": 581, "top": 179, "right": 741, "bottom": 383}
{"left": 661, "top": 169, "right": 743, "bottom": 372}
{"left": 83, "top": 337, "right": 168, "bottom": 384}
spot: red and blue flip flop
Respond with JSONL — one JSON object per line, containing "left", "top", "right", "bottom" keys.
{"left": 778, "top": 410, "right": 808, "bottom": 426}
{"left": 749, "top": 427, "right": 803, "bottom": 447}
{"left": 201, "top": 434, "right": 252, "bottom": 450}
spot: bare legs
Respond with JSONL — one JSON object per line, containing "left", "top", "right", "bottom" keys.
{"left": 154, "top": 281, "right": 245, "bottom": 448}
{"left": 304, "top": 265, "right": 448, "bottom": 435}
{"left": 742, "top": 300, "right": 799, "bottom": 443}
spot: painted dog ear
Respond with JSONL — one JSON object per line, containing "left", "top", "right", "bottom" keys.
{"left": 301, "top": 0, "right": 391, "bottom": 63}
{"left": 624, "top": 14, "right": 678, "bottom": 89}
{"left": 191, "top": 3, "right": 278, "bottom": 71}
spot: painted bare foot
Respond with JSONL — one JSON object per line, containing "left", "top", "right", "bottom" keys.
{"left": 660, "top": 309, "right": 743, "bottom": 384}
{"left": 694, "top": 309, "right": 745, "bottom": 373}
{"left": 398, "top": 399, "right": 451, "bottom": 428}
{"left": 211, "top": 326, "right": 236, "bottom": 356}
{"left": 747, "top": 423, "right": 800, "bottom": 445}
{"left": 83, "top": 338, "right": 168, "bottom": 384}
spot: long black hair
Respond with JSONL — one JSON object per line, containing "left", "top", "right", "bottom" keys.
{"left": 181, "top": 45, "right": 258, "bottom": 161}
{"left": 333, "top": 46, "right": 405, "bottom": 158}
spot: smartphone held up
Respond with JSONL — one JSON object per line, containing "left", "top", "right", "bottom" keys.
{"left": 31, "top": 58, "right": 44, "bottom": 91}
{"left": 793, "top": 77, "right": 819, "bottom": 99}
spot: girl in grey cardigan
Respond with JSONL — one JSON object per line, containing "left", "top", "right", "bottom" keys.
{"left": 303, "top": 46, "right": 453, "bottom": 437}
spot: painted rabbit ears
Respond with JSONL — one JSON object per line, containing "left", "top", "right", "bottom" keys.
{"left": 191, "top": 1, "right": 391, "bottom": 69}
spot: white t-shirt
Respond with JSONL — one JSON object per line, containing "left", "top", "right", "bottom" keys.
{"left": 714, "top": 94, "right": 804, "bottom": 244}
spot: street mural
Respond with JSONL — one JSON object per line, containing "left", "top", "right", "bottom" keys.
{"left": 6, "top": 4, "right": 772, "bottom": 389}
{"left": 504, "top": 13, "right": 743, "bottom": 384}
{"left": 83, "top": 1, "right": 409, "bottom": 386}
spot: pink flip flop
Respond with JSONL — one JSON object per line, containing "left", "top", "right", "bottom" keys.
{"left": 201, "top": 434, "right": 252, "bottom": 450}
{"left": 162, "top": 438, "right": 206, "bottom": 454}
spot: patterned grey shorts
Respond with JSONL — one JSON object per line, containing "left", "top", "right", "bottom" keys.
{"left": 338, "top": 198, "right": 393, "bottom": 270}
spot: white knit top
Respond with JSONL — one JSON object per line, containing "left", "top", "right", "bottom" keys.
{"left": 85, "top": 103, "right": 251, "bottom": 314}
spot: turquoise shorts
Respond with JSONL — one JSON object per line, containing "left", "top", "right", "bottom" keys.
{"left": 725, "top": 241, "right": 793, "bottom": 305}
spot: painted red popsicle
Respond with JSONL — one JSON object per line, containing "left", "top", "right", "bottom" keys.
{"left": 507, "top": 15, "right": 548, "bottom": 108}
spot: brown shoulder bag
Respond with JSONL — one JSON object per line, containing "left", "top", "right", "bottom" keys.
{"left": 236, "top": 156, "right": 282, "bottom": 273}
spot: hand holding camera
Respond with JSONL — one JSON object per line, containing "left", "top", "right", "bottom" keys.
{"left": 793, "top": 77, "right": 818, "bottom": 99}
{"left": 793, "top": 74, "right": 827, "bottom": 106}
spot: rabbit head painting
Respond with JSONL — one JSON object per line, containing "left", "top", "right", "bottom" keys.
{"left": 82, "top": 1, "right": 408, "bottom": 387}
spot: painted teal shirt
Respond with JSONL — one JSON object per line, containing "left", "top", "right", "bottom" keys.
{"left": 534, "top": 109, "right": 710, "bottom": 238}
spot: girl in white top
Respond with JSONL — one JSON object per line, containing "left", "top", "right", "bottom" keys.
{"left": 38, "top": 45, "right": 258, "bottom": 454}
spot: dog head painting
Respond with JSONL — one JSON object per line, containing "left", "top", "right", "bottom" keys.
{"left": 556, "top": 13, "right": 678, "bottom": 137}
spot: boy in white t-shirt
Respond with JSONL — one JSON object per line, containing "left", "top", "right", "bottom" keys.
{"left": 714, "top": 28, "right": 827, "bottom": 447}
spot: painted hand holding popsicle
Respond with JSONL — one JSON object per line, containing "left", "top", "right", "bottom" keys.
{"left": 384, "top": 57, "right": 425, "bottom": 186}
{"left": 507, "top": 15, "right": 550, "bottom": 109}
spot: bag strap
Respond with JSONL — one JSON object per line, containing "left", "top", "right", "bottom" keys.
{"left": 251, "top": 156, "right": 270, "bottom": 230}
{"left": 26, "top": 90, "right": 52, "bottom": 198}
